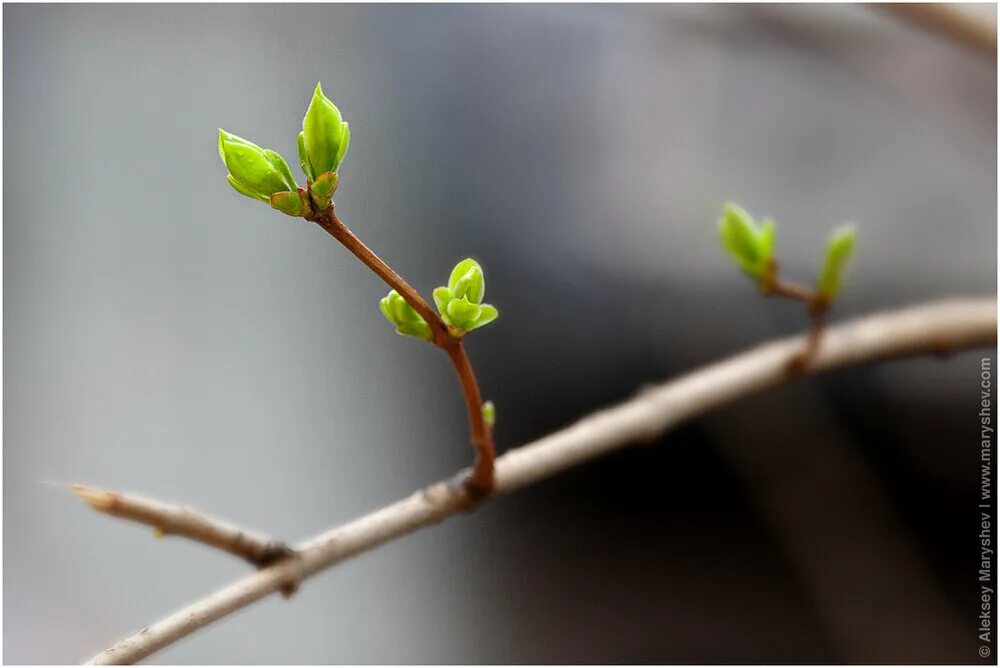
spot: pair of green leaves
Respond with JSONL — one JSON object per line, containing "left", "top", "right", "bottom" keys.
{"left": 218, "top": 83, "right": 350, "bottom": 215}
{"left": 379, "top": 259, "right": 500, "bottom": 341}
{"left": 718, "top": 203, "right": 857, "bottom": 301}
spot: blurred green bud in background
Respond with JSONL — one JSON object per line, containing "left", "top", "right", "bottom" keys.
{"left": 817, "top": 225, "right": 857, "bottom": 301}
{"left": 718, "top": 202, "right": 776, "bottom": 280}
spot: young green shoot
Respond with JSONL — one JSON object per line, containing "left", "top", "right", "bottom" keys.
{"left": 718, "top": 202, "right": 858, "bottom": 368}
{"left": 219, "top": 83, "right": 499, "bottom": 497}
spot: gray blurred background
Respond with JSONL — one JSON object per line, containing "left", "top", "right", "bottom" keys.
{"left": 4, "top": 3, "right": 996, "bottom": 664}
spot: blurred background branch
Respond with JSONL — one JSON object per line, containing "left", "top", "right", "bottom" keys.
{"left": 882, "top": 3, "right": 997, "bottom": 57}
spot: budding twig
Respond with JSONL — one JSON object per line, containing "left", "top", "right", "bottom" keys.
{"left": 307, "top": 203, "right": 496, "bottom": 496}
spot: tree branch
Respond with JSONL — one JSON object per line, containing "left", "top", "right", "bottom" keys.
{"left": 442, "top": 339, "right": 495, "bottom": 495}
{"left": 308, "top": 204, "right": 496, "bottom": 494}
{"left": 84, "top": 297, "right": 996, "bottom": 665}
{"left": 311, "top": 206, "right": 449, "bottom": 345}
{"left": 72, "top": 485, "right": 292, "bottom": 568}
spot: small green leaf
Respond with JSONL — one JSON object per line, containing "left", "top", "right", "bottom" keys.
{"left": 309, "top": 171, "right": 339, "bottom": 209}
{"left": 297, "top": 131, "right": 313, "bottom": 181}
{"left": 482, "top": 401, "right": 496, "bottom": 428}
{"left": 446, "top": 296, "right": 482, "bottom": 329}
{"left": 269, "top": 191, "right": 306, "bottom": 217}
{"left": 433, "top": 286, "right": 452, "bottom": 313}
{"left": 718, "top": 202, "right": 774, "bottom": 279}
{"left": 227, "top": 174, "right": 267, "bottom": 202}
{"left": 263, "top": 150, "right": 297, "bottom": 193}
{"left": 817, "top": 225, "right": 857, "bottom": 300}
{"left": 466, "top": 304, "right": 499, "bottom": 331}
{"left": 379, "top": 290, "right": 432, "bottom": 341}
{"left": 395, "top": 319, "right": 431, "bottom": 341}
{"left": 379, "top": 294, "right": 395, "bottom": 324}
{"left": 302, "top": 82, "right": 350, "bottom": 178}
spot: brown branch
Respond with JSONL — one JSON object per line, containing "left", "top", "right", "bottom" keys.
{"left": 83, "top": 297, "right": 996, "bottom": 665}
{"left": 311, "top": 206, "right": 449, "bottom": 345}
{"left": 308, "top": 204, "right": 496, "bottom": 494}
{"left": 759, "top": 258, "right": 830, "bottom": 370}
{"left": 72, "top": 485, "right": 292, "bottom": 568}
{"left": 759, "top": 258, "right": 821, "bottom": 306}
{"left": 443, "top": 340, "right": 495, "bottom": 496}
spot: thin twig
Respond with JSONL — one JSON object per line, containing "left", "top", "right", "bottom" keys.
{"left": 312, "top": 207, "right": 449, "bottom": 345}
{"left": 759, "top": 258, "right": 821, "bottom": 306}
{"left": 83, "top": 297, "right": 996, "bottom": 665}
{"left": 307, "top": 204, "right": 496, "bottom": 494}
{"left": 442, "top": 340, "right": 495, "bottom": 495}
{"left": 72, "top": 485, "right": 293, "bottom": 568}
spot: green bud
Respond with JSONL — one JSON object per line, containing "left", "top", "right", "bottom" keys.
{"left": 434, "top": 258, "right": 499, "bottom": 333}
{"left": 432, "top": 286, "right": 452, "bottom": 313}
{"left": 448, "top": 258, "right": 485, "bottom": 304}
{"left": 297, "top": 132, "right": 311, "bottom": 181}
{"left": 817, "top": 225, "right": 857, "bottom": 300}
{"left": 269, "top": 191, "right": 307, "bottom": 217}
{"left": 218, "top": 129, "right": 297, "bottom": 202}
{"left": 466, "top": 304, "right": 499, "bottom": 331}
{"left": 378, "top": 290, "right": 431, "bottom": 341}
{"left": 301, "top": 83, "right": 350, "bottom": 181}
{"left": 309, "top": 171, "right": 339, "bottom": 210}
{"left": 718, "top": 203, "right": 775, "bottom": 279}
{"left": 482, "top": 401, "right": 496, "bottom": 428}
{"left": 446, "top": 296, "right": 483, "bottom": 330}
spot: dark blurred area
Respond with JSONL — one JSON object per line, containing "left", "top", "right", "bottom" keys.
{"left": 4, "top": 4, "right": 996, "bottom": 664}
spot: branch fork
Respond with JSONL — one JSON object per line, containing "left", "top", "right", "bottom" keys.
{"left": 760, "top": 258, "right": 830, "bottom": 371}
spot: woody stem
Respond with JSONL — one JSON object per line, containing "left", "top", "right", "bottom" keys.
{"left": 308, "top": 204, "right": 496, "bottom": 496}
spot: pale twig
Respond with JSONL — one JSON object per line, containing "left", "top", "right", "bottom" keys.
{"left": 85, "top": 297, "right": 996, "bottom": 665}
{"left": 72, "top": 485, "right": 292, "bottom": 568}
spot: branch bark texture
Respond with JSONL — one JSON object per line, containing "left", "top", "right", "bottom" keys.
{"left": 85, "top": 297, "right": 996, "bottom": 664}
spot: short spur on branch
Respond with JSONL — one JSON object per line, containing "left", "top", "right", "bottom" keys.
{"left": 718, "top": 202, "right": 857, "bottom": 366}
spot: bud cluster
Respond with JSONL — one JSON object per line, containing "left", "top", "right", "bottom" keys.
{"left": 718, "top": 202, "right": 857, "bottom": 302}
{"left": 433, "top": 259, "right": 499, "bottom": 333}
{"left": 378, "top": 258, "right": 500, "bottom": 341}
{"left": 218, "top": 83, "right": 350, "bottom": 216}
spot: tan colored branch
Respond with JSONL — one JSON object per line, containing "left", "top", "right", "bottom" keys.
{"left": 85, "top": 297, "right": 996, "bottom": 665}
{"left": 73, "top": 485, "right": 292, "bottom": 568}
{"left": 880, "top": 3, "right": 997, "bottom": 58}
